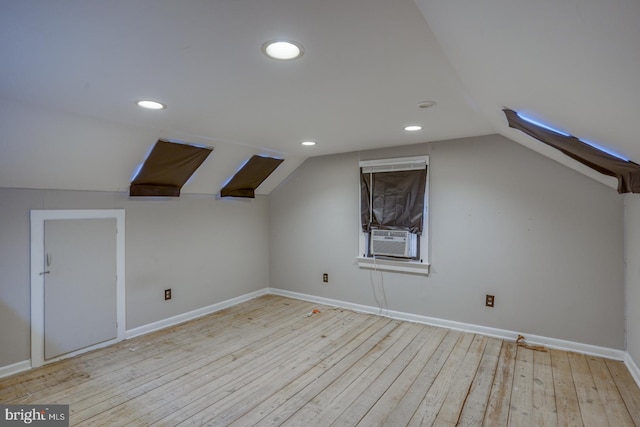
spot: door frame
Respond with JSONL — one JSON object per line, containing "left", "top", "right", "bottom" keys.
{"left": 30, "top": 209, "right": 126, "bottom": 368}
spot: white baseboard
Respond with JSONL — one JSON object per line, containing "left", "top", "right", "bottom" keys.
{"left": 126, "top": 288, "right": 269, "bottom": 339}
{"left": 0, "top": 360, "right": 31, "bottom": 379}
{"left": 626, "top": 353, "right": 640, "bottom": 387}
{"left": 269, "top": 288, "right": 628, "bottom": 361}
{"left": 3, "top": 286, "right": 637, "bottom": 389}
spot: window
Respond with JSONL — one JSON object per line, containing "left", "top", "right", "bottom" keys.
{"left": 358, "top": 156, "right": 430, "bottom": 275}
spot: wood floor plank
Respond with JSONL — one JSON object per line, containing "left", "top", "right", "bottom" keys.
{"left": 330, "top": 326, "right": 446, "bottom": 427}
{"left": 69, "top": 298, "right": 315, "bottom": 422}
{"left": 179, "top": 313, "right": 384, "bottom": 426}
{"left": 550, "top": 349, "right": 583, "bottom": 427}
{"left": 2, "top": 295, "right": 286, "bottom": 404}
{"left": 483, "top": 341, "right": 517, "bottom": 427}
{"left": 228, "top": 317, "right": 399, "bottom": 426}
{"left": 380, "top": 330, "right": 461, "bottom": 427}
{"left": 159, "top": 310, "right": 368, "bottom": 426}
{"left": 587, "top": 356, "right": 635, "bottom": 426}
{"left": 70, "top": 297, "right": 316, "bottom": 424}
{"left": 18, "top": 297, "right": 298, "bottom": 408}
{"left": 354, "top": 327, "right": 449, "bottom": 426}
{"left": 0, "top": 295, "right": 277, "bottom": 402}
{"left": 407, "top": 332, "right": 475, "bottom": 426}
{"left": 508, "top": 346, "right": 535, "bottom": 427}
{"left": 605, "top": 359, "right": 640, "bottom": 426}
{"left": 457, "top": 337, "right": 502, "bottom": 427}
{"left": 280, "top": 322, "right": 424, "bottom": 426}
{"left": 433, "top": 334, "right": 488, "bottom": 426}
{"left": 81, "top": 306, "right": 358, "bottom": 426}
{"left": 1, "top": 295, "right": 639, "bottom": 427}
{"left": 533, "top": 349, "right": 557, "bottom": 427}
{"left": 567, "top": 352, "right": 608, "bottom": 427}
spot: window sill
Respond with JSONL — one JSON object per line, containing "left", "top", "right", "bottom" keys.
{"left": 356, "top": 257, "right": 430, "bottom": 276}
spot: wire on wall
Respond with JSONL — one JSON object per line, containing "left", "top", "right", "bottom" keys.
{"left": 370, "top": 255, "right": 389, "bottom": 316}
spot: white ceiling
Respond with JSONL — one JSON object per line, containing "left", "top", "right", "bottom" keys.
{"left": 416, "top": 0, "right": 640, "bottom": 188}
{"left": 1, "top": 0, "right": 638, "bottom": 194}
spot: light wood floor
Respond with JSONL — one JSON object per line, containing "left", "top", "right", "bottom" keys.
{"left": 1, "top": 295, "right": 639, "bottom": 426}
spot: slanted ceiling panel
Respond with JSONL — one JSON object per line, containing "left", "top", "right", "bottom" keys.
{"left": 130, "top": 140, "right": 213, "bottom": 197}
{"left": 221, "top": 155, "right": 284, "bottom": 198}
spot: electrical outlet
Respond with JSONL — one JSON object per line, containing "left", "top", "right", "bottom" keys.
{"left": 485, "top": 294, "right": 495, "bottom": 307}
{"left": 165, "top": 289, "right": 172, "bottom": 300}
{"left": 322, "top": 273, "right": 329, "bottom": 283}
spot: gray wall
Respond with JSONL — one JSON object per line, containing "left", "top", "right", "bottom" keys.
{"left": 625, "top": 195, "right": 640, "bottom": 367}
{"left": 269, "top": 134, "right": 626, "bottom": 349}
{"left": 0, "top": 189, "right": 269, "bottom": 367}
{"left": 1, "top": 132, "right": 631, "bottom": 370}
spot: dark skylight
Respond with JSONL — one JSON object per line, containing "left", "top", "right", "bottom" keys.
{"left": 220, "top": 155, "right": 284, "bottom": 198}
{"left": 130, "top": 140, "right": 213, "bottom": 197}
{"left": 504, "top": 108, "right": 640, "bottom": 193}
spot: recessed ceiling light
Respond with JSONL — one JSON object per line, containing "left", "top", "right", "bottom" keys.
{"left": 262, "top": 41, "right": 304, "bottom": 60}
{"left": 404, "top": 125, "right": 422, "bottom": 132}
{"left": 301, "top": 141, "right": 316, "bottom": 146}
{"left": 136, "top": 100, "right": 166, "bottom": 110}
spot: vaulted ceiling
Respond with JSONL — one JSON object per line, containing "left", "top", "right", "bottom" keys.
{"left": 1, "top": 0, "right": 638, "bottom": 195}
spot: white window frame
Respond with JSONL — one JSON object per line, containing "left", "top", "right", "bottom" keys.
{"left": 357, "top": 156, "right": 430, "bottom": 276}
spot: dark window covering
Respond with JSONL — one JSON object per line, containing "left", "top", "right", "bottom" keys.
{"left": 504, "top": 108, "right": 640, "bottom": 193}
{"left": 220, "top": 155, "right": 284, "bottom": 198}
{"left": 360, "top": 168, "right": 427, "bottom": 234}
{"left": 130, "top": 140, "right": 213, "bottom": 197}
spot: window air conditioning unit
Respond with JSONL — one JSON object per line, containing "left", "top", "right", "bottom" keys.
{"left": 370, "top": 230, "right": 416, "bottom": 258}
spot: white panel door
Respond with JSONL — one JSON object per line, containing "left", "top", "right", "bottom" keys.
{"left": 43, "top": 218, "right": 117, "bottom": 360}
